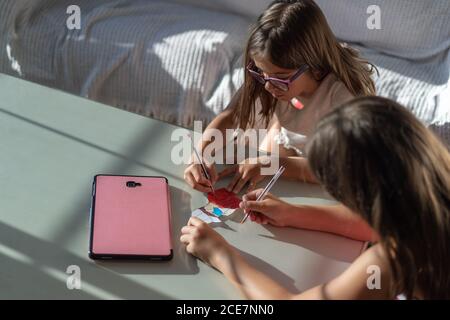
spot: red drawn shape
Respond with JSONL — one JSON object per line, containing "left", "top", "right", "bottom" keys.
{"left": 207, "top": 188, "right": 241, "bottom": 209}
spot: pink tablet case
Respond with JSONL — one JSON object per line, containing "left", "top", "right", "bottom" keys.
{"left": 91, "top": 175, "right": 172, "bottom": 256}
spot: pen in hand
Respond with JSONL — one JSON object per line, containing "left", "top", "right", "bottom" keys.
{"left": 240, "top": 165, "right": 285, "bottom": 223}
{"left": 189, "top": 133, "right": 215, "bottom": 194}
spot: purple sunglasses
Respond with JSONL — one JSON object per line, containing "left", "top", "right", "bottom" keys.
{"left": 246, "top": 61, "right": 309, "bottom": 92}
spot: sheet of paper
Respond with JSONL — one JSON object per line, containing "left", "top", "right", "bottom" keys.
{"left": 191, "top": 188, "right": 242, "bottom": 224}
{"left": 203, "top": 202, "right": 236, "bottom": 217}
{"left": 191, "top": 208, "right": 221, "bottom": 224}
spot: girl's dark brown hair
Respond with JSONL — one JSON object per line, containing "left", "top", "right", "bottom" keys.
{"left": 234, "top": 0, "right": 377, "bottom": 129}
{"left": 306, "top": 96, "right": 450, "bottom": 299}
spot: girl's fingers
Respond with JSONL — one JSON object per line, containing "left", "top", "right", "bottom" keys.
{"left": 246, "top": 179, "right": 259, "bottom": 192}
{"left": 232, "top": 175, "right": 250, "bottom": 194}
{"left": 193, "top": 178, "right": 214, "bottom": 193}
{"left": 191, "top": 167, "right": 209, "bottom": 185}
{"left": 188, "top": 216, "right": 205, "bottom": 227}
{"left": 244, "top": 210, "right": 272, "bottom": 225}
{"left": 256, "top": 215, "right": 263, "bottom": 224}
{"left": 185, "top": 172, "right": 211, "bottom": 193}
{"left": 196, "top": 183, "right": 214, "bottom": 193}
{"left": 208, "top": 165, "right": 219, "bottom": 184}
{"left": 219, "top": 165, "right": 237, "bottom": 179}
{"left": 203, "top": 161, "right": 218, "bottom": 184}
{"left": 184, "top": 171, "right": 194, "bottom": 186}
{"left": 180, "top": 234, "right": 192, "bottom": 244}
{"left": 185, "top": 172, "right": 201, "bottom": 190}
{"left": 240, "top": 199, "right": 267, "bottom": 213}
{"left": 242, "top": 188, "right": 264, "bottom": 201}
{"left": 260, "top": 215, "right": 269, "bottom": 224}
{"left": 181, "top": 226, "right": 196, "bottom": 235}
{"left": 226, "top": 171, "right": 242, "bottom": 192}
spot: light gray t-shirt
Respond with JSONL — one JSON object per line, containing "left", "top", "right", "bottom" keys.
{"left": 254, "top": 73, "right": 355, "bottom": 156}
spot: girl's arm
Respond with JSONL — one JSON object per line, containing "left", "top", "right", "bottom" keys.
{"left": 196, "top": 87, "right": 241, "bottom": 155}
{"left": 279, "top": 156, "right": 317, "bottom": 183}
{"left": 217, "top": 244, "right": 392, "bottom": 300}
{"left": 219, "top": 149, "right": 319, "bottom": 194}
{"left": 288, "top": 204, "right": 376, "bottom": 241}
{"left": 241, "top": 190, "right": 377, "bottom": 242}
{"left": 259, "top": 118, "right": 318, "bottom": 184}
{"left": 184, "top": 88, "right": 240, "bottom": 191}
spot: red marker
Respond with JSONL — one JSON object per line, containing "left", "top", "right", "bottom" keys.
{"left": 291, "top": 97, "right": 304, "bottom": 110}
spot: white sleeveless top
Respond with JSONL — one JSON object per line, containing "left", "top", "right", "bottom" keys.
{"left": 254, "top": 73, "right": 355, "bottom": 156}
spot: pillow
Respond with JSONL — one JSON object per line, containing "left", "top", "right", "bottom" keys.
{"left": 173, "top": 0, "right": 450, "bottom": 59}
{"left": 168, "top": 0, "right": 273, "bottom": 20}
{"left": 315, "top": 0, "right": 450, "bottom": 59}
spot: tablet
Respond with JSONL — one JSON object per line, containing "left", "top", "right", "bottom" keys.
{"left": 89, "top": 174, "right": 173, "bottom": 260}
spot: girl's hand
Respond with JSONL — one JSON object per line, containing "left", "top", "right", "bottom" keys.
{"left": 180, "top": 217, "right": 234, "bottom": 270}
{"left": 239, "top": 189, "right": 294, "bottom": 227}
{"left": 184, "top": 159, "right": 218, "bottom": 193}
{"left": 218, "top": 157, "right": 270, "bottom": 194}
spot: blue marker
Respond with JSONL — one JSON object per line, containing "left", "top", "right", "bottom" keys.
{"left": 213, "top": 207, "right": 223, "bottom": 217}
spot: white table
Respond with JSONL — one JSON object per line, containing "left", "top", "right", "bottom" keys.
{"left": 0, "top": 74, "right": 364, "bottom": 299}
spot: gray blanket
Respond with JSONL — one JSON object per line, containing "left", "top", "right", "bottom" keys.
{"left": 1, "top": 0, "right": 448, "bottom": 145}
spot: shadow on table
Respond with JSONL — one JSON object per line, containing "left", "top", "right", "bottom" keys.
{"left": 236, "top": 249, "right": 299, "bottom": 294}
{"left": 258, "top": 225, "right": 363, "bottom": 264}
{"left": 230, "top": 175, "right": 362, "bottom": 263}
{"left": 0, "top": 221, "right": 171, "bottom": 299}
{"left": 2, "top": 109, "right": 202, "bottom": 276}
{"left": 0, "top": 186, "right": 206, "bottom": 299}
{"left": 266, "top": 178, "right": 334, "bottom": 202}
{"left": 98, "top": 185, "right": 200, "bottom": 275}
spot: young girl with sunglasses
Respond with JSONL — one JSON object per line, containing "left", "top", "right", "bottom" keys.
{"left": 184, "top": 0, "right": 376, "bottom": 194}
{"left": 181, "top": 96, "right": 450, "bottom": 299}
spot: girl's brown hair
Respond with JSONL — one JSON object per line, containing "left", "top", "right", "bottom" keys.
{"left": 234, "top": 0, "right": 377, "bottom": 129}
{"left": 306, "top": 96, "right": 450, "bottom": 299}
